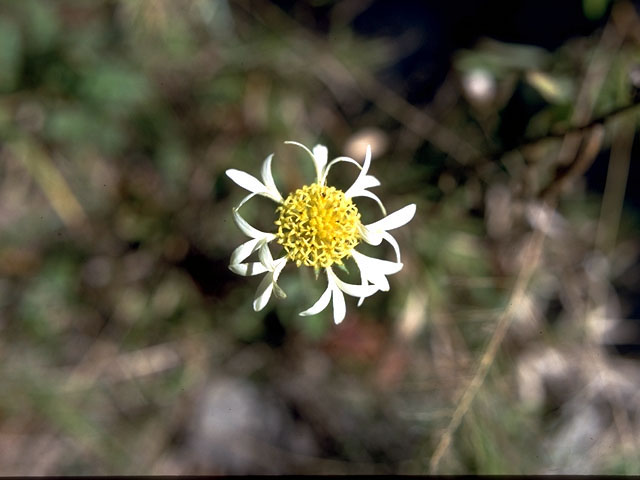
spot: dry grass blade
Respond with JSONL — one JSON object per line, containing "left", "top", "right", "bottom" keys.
{"left": 428, "top": 222, "right": 546, "bottom": 473}
{"left": 428, "top": 10, "right": 630, "bottom": 468}
{"left": 429, "top": 121, "right": 606, "bottom": 472}
{"left": 594, "top": 116, "right": 635, "bottom": 252}
{"left": 9, "top": 141, "right": 87, "bottom": 228}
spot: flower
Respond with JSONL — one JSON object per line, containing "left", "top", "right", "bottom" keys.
{"left": 226, "top": 141, "right": 416, "bottom": 324}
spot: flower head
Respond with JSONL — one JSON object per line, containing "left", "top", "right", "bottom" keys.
{"left": 275, "top": 183, "right": 361, "bottom": 268}
{"left": 226, "top": 141, "right": 416, "bottom": 324}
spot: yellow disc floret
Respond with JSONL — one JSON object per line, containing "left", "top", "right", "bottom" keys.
{"left": 275, "top": 183, "right": 361, "bottom": 268}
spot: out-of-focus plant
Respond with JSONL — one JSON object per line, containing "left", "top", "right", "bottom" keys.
{"left": 0, "top": 0, "right": 639, "bottom": 475}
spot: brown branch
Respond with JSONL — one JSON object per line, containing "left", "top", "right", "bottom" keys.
{"left": 489, "top": 97, "right": 640, "bottom": 162}
{"left": 539, "top": 124, "right": 605, "bottom": 202}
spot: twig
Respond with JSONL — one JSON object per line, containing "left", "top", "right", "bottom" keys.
{"left": 539, "top": 124, "right": 605, "bottom": 201}
{"left": 337, "top": 62, "right": 482, "bottom": 163}
{"left": 483, "top": 98, "right": 640, "bottom": 163}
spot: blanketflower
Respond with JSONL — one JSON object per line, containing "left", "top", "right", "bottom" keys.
{"left": 226, "top": 141, "right": 416, "bottom": 324}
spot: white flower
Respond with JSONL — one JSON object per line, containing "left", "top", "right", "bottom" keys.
{"left": 226, "top": 141, "right": 416, "bottom": 324}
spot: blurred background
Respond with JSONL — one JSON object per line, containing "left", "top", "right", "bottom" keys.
{"left": 1, "top": 0, "right": 640, "bottom": 474}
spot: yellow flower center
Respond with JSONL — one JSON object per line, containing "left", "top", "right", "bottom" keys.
{"left": 275, "top": 183, "right": 361, "bottom": 268}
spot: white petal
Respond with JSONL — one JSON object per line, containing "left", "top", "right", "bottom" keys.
{"left": 363, "top": 144, "right": 372, "bottom": 173}
{"left": 233, "top": 207, "right": 276, "bottom": 240}
{"left": 273, "top": 283, "right": 287, "bottom": 299}
{"left": 252, "top": 257, "right": 287, "bottom": 311}
{"left": 226, "top": 169, "right": 282, "bottom": 203}
{"left": 359, "top": 223, "right": 383, "bottom": 246}
{"left": 230, "top": 237, "right": 263, "bottom": 265}
{"left": 344, "top": 174, "right": 381, "bottom": 198}
{"left": 357, "top": 274, "right": 368, "bottom": 308}
{"left": 343, "top": 145, "right": 373, "bottom": 193}
{"left": 359, "top": 175, "right": 381, "bottom": 190}
{"left": 226, "top": 169, "right": 268, "bottom": 195}
{"left": 312, "top": 144, "right": 328, "bottom": 179}
{"left": 321, "top": 156, "right": 363, "bottom": 184}
{"left": 271, "top": 257, "right": 288, "bottom": 298}
{"left": 331, "top": 279, "right": 346, "bottom": 324}
{"left": 253, "top": 273, "right": 275, "bottom": 311}
{"left": 362, "top": 269, "right": 388, "bottom": 292}
{"left": 352, "top": 250, "right": 403, "bottom": 276}
{"left": 260, "top": 154, "right": 283, "bottom": 202}
{"left": 299, "top": 283, "right": 332, "bottom": 316}
{"left": 347, "top": 189, "right": 387, "bottom": 215}
{"left": 237, "top": 192, "right": 257, "bottom": 209}
{"left": 284, "top": 140, "right": 325, "bottom": 182}
{"left": 229, "top": 262, "right": 270, "bottom": 276}
{"left": 327, "top": 266, "right": 379, "bottom": 298}
{"left": 365, "top": 203, "right": 416, "bottom": 233}
{"left": 258, "top": 242, "right": 275, "bottom": 270}
{"left": 235, "top": 193, "right": 258, "bottom": 210}
{"left": 352, "top": 250, "right": 403, "bottom": 292}
{"left": 284, "top": 141, "right": 315, "bottom": 160}
{"left": 382, "top": 232, "right": 401, "bottom": 263}
{"left": 352, "top": 246, "right": 403, "bottom": 305}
